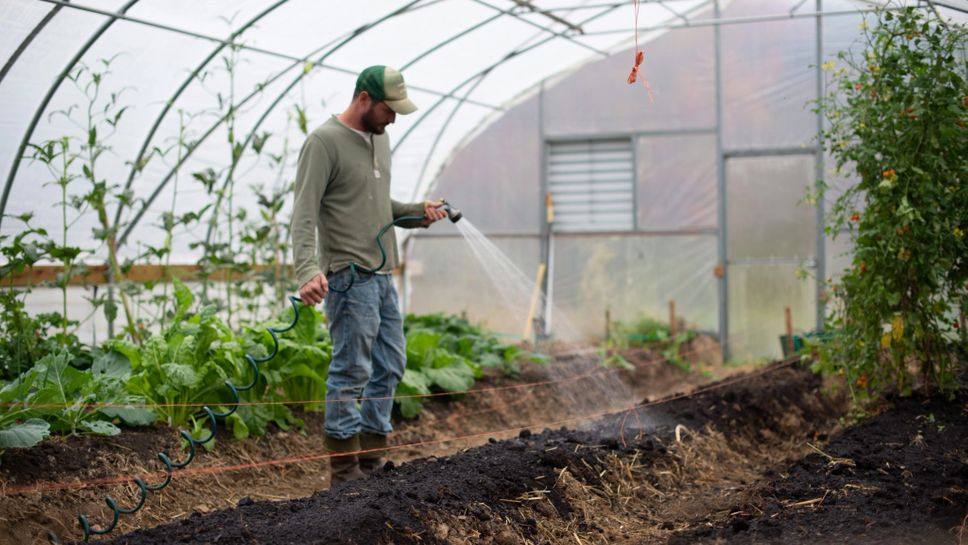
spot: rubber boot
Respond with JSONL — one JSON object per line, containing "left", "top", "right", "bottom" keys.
{"left": 358, "top": 432, "right": 388, "bottom": 475}
{"left": 324, "top": 434, "right": 366, "bottom": 486}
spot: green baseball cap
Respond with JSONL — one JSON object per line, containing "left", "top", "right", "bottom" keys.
{"left": 355, "top": 65, "right": 417, "bottom": 115}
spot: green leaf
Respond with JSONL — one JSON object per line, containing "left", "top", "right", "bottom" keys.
{"left": 172, "top": 277, "right": 193, "bottom": 323}
{"left": 160, "top": 363, "right": 200, "bottom": 388}
{"left": 99, "top": 406, "right": 157, "bottom": 426}
{"left": 0, "top": 369, "right": 38, "bottom": 403}
{"left": 228, "top": 413, "right": 250, "bottom": 440}
{"left": 400, "top": 368, "right": 431, "bottom": 394}
{"left": 405, "top": 329, "right": 442, "bottom": 368}
{"left": 35, "top": 350, "right": 90, "bottom": 402}
{"left": 0, "top": 419, "right": 50, "bottom": 448}
{"left": 104, "top": 339, "right": 141, "bottom": 369}
{"left": 394, "top": 382, "right": 425, "bottom": 419}
{"left": 424, "top": 362, "right": 475, "bottom": 393}
{"left": 80, "top": 420, "right": 121, "bottom": 436}
{"left": 431, "top": 348, "right": 460, "bottom": 369}
{"left": 284, "top": 363, "right": 325, "bottom": 383}
{"left": 477, "top": 353, "right": 504, "bottom": 369}
{"left": 91, "top": 350, "right": 131, "bottom": 380}
{"left": 140, "top": 335, "right": 167, "bottom": 369}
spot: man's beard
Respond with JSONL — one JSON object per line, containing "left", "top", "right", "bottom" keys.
{"left": 361, "top": 105, "right": 387, "bottom": 134}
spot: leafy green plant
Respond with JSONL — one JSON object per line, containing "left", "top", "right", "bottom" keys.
{"left": 228, "top": 304, "right": 332, "bottom": 440}
{"left": 395, "top": 313, "right": 544, "bottom": 418}
{"left": 0, "top": 214, "right": 86, "bottom": 378}
{"left": 396, "top": 326, "right": 482, "bottom": 419}
{"left": 110, "top": 279, "right": 244, "bottom": 430}
{"left": 607, "top": 314, "right": 697, "bottom": 370}
{"left": 812, "top": 5, "right": 967, "bottom": 400}
{"left": 0, "top": 349, "right": 155, "bottom": 451}
{"left": 404, "top": 313, "right": 538, "bottom": 376}
{"left": 26, "top": 137, "right": 85, "bottom": 343}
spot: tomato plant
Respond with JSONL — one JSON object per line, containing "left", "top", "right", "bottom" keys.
{"left": 815, "top": 6, "right": 967, "bottom": 399}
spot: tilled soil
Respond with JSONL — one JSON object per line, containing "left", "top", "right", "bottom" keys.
{"left": 0, "top": 340, "right": 732, "bottom": 544}
{"left": 96, "top": 361, "right": 847, "bottom": 545}
{"left": 8, "top": 347, "right": 965, "bottom": 545}
{"left": 671, "top": 391, "right": 968, "bottom": 545}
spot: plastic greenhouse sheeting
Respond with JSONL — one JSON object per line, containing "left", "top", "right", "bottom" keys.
{"left": 408, "top": 0, "right": 965, "bottom": 358}
{"left": 2, "top": 0, "right": 966, "bottom": 355}
{"left": 0, "top": 0, "right": 714, "bottom": 262}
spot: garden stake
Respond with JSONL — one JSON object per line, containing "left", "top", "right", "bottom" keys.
{"left": 46, "top": 295, "right": 304, "bottom": 544}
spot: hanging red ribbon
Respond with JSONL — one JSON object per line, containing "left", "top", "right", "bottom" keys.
{"left": 626, "top": 0, "right": 655, "bottom": 102}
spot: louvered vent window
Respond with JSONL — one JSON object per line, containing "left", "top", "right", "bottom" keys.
{"left": 548, "top": 139, "right": 635, "bottom": 232}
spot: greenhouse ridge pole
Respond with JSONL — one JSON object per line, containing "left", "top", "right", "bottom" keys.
{"left": 714, "top": 0, "right": 729, "bottom": 362}
{"left": 582, "top": 6, "right": 908, "bottom": 35}
{"left": 472, "top": 0, "right": 608, "bottom": 56}
{"left": 0, "top": 0, "right": 141, "bottom": 232}
{"left": 32, "top": 0, "right": 494, "bottom": 109}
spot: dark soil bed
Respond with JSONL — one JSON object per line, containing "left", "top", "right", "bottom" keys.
{"left": 671, "top": 391, "right": 968, "bottom": 545}
{"left": 96, "top": 361, "right": 851, "bottom": 545}
{"left": 0, "top": 341, "right": 731, "bottom": 544}
{"left": 7, "top": 347, "right": 965, "bottom": 545}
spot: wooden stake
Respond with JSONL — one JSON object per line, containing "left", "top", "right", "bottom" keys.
{"left": 785, "top": 307, "right": 794, "bottom": 355}
{"left": 523, "top": 263, "right": 547, "bottom": 340}
{"left": 605, "top": 307, "right": 611, "bottom": 340}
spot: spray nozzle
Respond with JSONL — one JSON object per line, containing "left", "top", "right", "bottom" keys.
{"left": 440, "top": 200, "right": 462, "bottom": 223}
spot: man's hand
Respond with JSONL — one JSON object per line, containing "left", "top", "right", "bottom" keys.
{"left": 422, "top": 199, "right": 448, "bottom": 226}
{"left": 299, "top": 273, "right": 328, "bottom": 306}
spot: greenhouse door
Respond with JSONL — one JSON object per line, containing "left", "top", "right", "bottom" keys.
{"left": 725, "top": 153, "right": 818, "bottom": 360}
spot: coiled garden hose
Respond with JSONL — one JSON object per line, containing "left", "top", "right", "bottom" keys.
{"left": 46, "top": 205, "right": 461, "bottom": 543}
{"left": 47, "top": 295, "right": 304, "bottom": 544}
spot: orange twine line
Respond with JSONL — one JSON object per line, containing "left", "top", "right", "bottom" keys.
{"left": 2, "top": 340, "right": 775, "bottom": 498}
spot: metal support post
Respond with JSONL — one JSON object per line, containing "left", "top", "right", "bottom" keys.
{"left": 815, "top": 0, "right": 827, "bottom": 331}
{"left": 714, "top": 0, "right": 729, "bottom": 362}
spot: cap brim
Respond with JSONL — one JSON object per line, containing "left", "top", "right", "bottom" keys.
{"left": 385, "top": 97, "right": 417, "bottom": 115}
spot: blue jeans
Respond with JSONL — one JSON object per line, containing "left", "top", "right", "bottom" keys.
{"left": 324, "top": 267, "right": 406, "bottom": 440}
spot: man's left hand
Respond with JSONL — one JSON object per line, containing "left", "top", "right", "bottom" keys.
{"left": 422, "top": 199, "right": 448, "bottom": 226}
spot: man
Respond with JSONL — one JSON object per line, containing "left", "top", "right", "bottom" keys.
{"left": 290, "top": 65, "right": 447, "bottom": 485}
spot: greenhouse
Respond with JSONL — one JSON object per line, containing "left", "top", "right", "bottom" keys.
{"left": 0, "top": 0, "right": 966, "bottom": 544}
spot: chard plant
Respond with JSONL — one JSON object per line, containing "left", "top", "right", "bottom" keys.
{"left": 813, "top": 5, "right": 967, "bottom": 399}
{"left": 396, "top": 313, "right": 543, "bottom": 418}
{"left": 109, "top": 278, "right": 243, "bottom": 432}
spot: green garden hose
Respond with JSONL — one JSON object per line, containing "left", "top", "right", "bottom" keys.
{"left": 46, "top": 296, "right": 303, "bottom": 544}
{"left": 46, "top": 207, "right": 458, "bottom": 543}
{"left": 327, "top": 214, "right": 426, "bottom": 294}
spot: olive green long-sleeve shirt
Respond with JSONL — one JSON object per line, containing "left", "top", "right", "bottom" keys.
{"left": 290, "top": 116, "right": 425, "bottom": 288}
